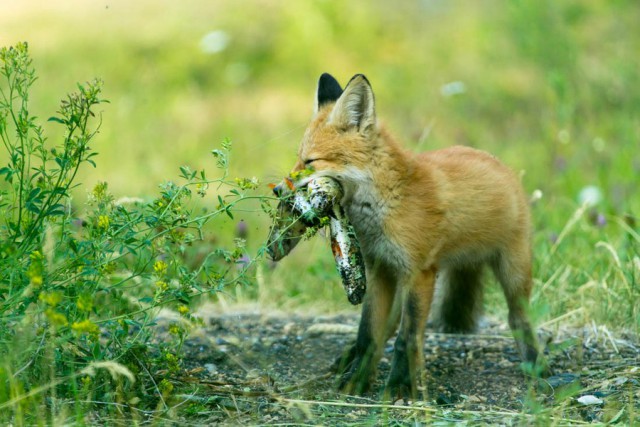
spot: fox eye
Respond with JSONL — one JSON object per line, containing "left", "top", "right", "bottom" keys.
{"left": 304, "top": 159, "right": 316, "bottom": 166}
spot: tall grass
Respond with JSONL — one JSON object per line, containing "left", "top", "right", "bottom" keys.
{"left": 0, "top": 42, "right": 269, "bottom": 424}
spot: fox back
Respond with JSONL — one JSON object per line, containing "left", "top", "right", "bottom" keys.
{"left": 284, "top": 75, "right": 529, "bottom": 278}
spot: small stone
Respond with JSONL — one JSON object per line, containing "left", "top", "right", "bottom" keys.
{"left": 305, "top": 323, "right": 357, "bottom": 336}
{"left": 613, "top": 377, "right": 628, "bottom": 386}
{"left": 393, "top": 398, "right": 407, "bottom": 406}
{"left": 466, "top": 395, "right": 481, "bottom": 403}
{"left": 283, "top": 322, "right": 296, "bottom": 334}
{"left": 577, "top": 395, "right": 603, "bottom": 405}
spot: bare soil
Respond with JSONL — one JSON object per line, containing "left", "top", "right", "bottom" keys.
{"left": 172, "top": 310, "right": 639, "bottom": 425}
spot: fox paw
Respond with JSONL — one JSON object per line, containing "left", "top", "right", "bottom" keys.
{"left": 521, "top": 356, "right": 553, "bottom": 379}
{"left": 331, "top": 346, "right": 357, "bottom": 374}
{"left": 336, "top": 367, "right": 372, "bottom": 395}
{"left": 333, "top": 356, "right": 373, "bottom": 395}
{"left": 384, "top": 376, "right": 416, "bottom": 402}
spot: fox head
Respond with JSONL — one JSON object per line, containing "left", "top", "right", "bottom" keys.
{"left": 289, "top": 73, "right": 377, "bottom": 194}
{"left": 266, "top": 73, "right": 378, "bottom": 261}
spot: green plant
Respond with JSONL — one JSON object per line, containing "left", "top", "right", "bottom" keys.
{"left": 0, "top": 42, "right": 268, "bottom": 424}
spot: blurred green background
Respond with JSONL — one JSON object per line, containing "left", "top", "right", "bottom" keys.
{"left": 1, "top": 0, "right": 638, "bottom": 323}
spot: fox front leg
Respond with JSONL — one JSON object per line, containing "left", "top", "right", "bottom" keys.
{"left": 385, "top": 268, "right": 435, "bottom": 400}
{"left": 333, "top": 266, "right": 397, "bottom": 394}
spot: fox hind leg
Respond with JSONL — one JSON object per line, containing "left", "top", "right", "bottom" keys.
{"left": 491, "top": 247, "right": 549, "bottom": 376}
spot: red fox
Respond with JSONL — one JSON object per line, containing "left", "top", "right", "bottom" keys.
{"left": 267, "top": 73, "right": 548, "bottom": 399}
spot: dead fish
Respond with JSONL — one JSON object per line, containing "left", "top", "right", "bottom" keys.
{"left": 266, "top": 177, "right": 366, "bottom": 305}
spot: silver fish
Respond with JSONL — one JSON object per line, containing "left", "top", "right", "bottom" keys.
{"left": 266, "top": 177, "right": 366, "bottom": 305}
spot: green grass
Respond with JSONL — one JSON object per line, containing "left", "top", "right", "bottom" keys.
{"left": 1, "top": 0, "right": 639, "bottom": 423}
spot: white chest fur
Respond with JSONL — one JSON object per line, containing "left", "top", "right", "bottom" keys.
{"left": 336, "top": 167, "right": 409, "bottom": 274}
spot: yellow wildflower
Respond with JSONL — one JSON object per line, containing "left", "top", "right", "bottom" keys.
{"left": 30, "top": 275, "right": 43, "bottom": 288}
{"left": 97, "top": 215, "right": 110, "bottom": 229}
{"left": 71, "top": 319, "right": 100, "bottom": 336}
{"left": 177, "top": 305, "right": 189, "bottom": 315}
{"left": 40, "top": 291, "right": 63, "bottom": 307}
{"left": 196, "top": 182, "right": 208, "bottom": 197}
{"left": 81, "top": 376, "right": 92, "bottom": 388}
{"left": 92, "top": 182, "right": 108, "bottom": 200}
{"left": 77, "top": 294, "right": 94, "bottom": 312}
{"left": 28, "top": 251, "right": 44, "bottom": 287}
{"left": 159, "top": 378, "right": 174, "bottom": 394}
{"left": 154, "top": 260, "right": 168, "bottom": 275}
{"left": 155, "top": 280, "right": 169, "bottom": 291}
{"left": 234, "top": 177, "right": 260, "bottom": 190}
{"left": 289, "top": 168, "right": 313, "bottom": 181}
{"left": 45, "top": 308, "right": 68, "bottom": 326}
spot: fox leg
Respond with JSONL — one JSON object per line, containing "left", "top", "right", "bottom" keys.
{"left": 335, "top": 265, "right": 397, "bottom": 394}
{"left": 385, "top": 285, "right": 403, "bottom": 340}
{"left": 386, "top": 268, "right": 436, "bottom": 400}
{"left": 492, "top": 247, "right": 549, "bottom": 376}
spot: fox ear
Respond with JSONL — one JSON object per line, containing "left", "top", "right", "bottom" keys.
{"left": 315, "top": 73, "right": 343, "bottom": 113}
{"left": 328, "top": 74, "right": 376, "bottom": 134}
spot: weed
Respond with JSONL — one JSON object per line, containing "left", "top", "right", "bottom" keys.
{"left": 0, "top": 42, "right": 269, "bottom": 424}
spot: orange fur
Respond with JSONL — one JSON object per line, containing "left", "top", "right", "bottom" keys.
{"left": 275, "top": 73, "right": 547, "bottom": 399}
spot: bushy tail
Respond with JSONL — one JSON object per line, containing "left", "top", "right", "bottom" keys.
{"left": 429, "top": 265, "right": 484, "bottom": 333}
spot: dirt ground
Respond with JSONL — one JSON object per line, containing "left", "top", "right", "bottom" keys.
{"left": 172, "top": 309, "right": 640, "bottom": 425}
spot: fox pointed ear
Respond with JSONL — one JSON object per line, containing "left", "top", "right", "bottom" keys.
{"left": 328, "top": 74, "right": 376, "bottom": 134}
{"left": 315, "top": 73, "right": 343, "bottom": 113}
